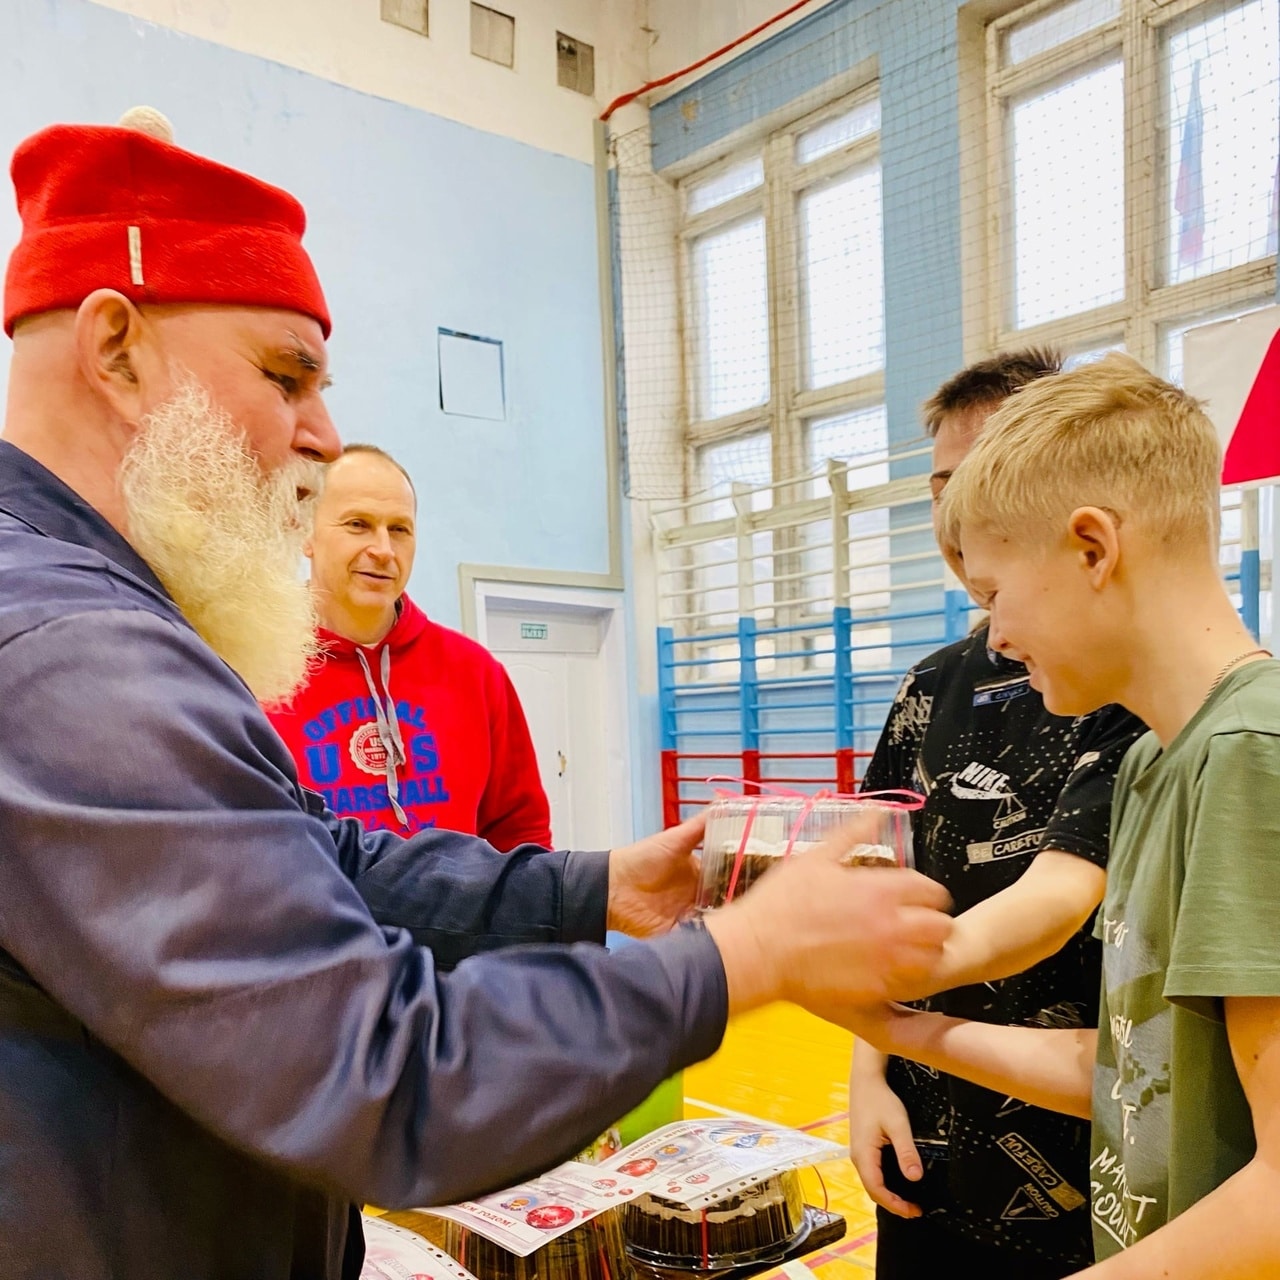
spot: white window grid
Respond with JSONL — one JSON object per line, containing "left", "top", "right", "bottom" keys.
{"left": 984, "top": 0, "right": 1277, "bottom": 367}
{"left": 676, "top": 85, "right": 890, "bottom": 638}
{"left": 651, "top": 447, "right": 942, "bottom": 686}
{"left": 652, "top": 0, "right": 1275, "bottom": 686}
{"left": 680, "top": 84, "right": 885, "bottom": 471}
{"left": 985, "top": 0, "right": 1277, "bottom": 627}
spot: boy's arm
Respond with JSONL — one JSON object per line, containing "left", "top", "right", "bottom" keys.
{"left": 921, "top": 849, "right": 1104, "bottom": 992}
{"left": 923, "top": 704, "right": 1143, "bottom": 994}
{"left": 904, "top": 704, "right": 1144, "bottom": 996}
{"left": 1075, "top": 995, "right": 1280, "bottom": 1278}
{"left": 837, "top": 1002, "right": 1096, "bottom": 1119}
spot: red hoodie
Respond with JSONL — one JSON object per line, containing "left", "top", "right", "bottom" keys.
{"left": 268, "top": 595, "right": 552, "bottom": 849}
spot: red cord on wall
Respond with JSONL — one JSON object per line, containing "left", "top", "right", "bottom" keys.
{"left": 600, "top": 0, "right": 822, "bottom": 121}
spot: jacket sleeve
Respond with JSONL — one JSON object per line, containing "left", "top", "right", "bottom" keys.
{"left": 0, "top": 608, "right": 727, "bottom": 1208}
{"left": 474, "top": 660, "right": 555, "bottom": 851}
{"left": 321, "top": 800, "right": 607, "bottom": 967}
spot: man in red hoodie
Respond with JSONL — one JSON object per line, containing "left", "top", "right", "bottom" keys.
{"left": 268, "top": 444, "right": 553, "bottom": 847}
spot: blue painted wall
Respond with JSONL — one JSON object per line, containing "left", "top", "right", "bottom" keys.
{"left": 0, "top": 0, "right": 611, "bottom": 630}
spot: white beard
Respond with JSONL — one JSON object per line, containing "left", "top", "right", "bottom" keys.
{"left": 119, "top": 381, "right": 322, "bottom": 706}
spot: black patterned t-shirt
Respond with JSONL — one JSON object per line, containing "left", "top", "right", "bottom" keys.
{"left": 862, "top": 624, "right": 1145, "bottom": 1265}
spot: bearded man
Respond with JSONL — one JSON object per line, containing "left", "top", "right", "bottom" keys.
{"left": 0, "top": 112, "right": 953, "bottom": 1279}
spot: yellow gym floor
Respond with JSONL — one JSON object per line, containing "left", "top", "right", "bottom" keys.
{"left": 684, "top": 1004, "right": 876, "bottom": 1276}
{"left": 374, "top": 1004, "right": 875, "bottom": 1274}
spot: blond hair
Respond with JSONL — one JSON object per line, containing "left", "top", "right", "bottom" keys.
{"left": 938, "top": 354, "right": 1221, "bottom": 560}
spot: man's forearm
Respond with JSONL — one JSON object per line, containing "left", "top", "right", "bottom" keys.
{"left": 857, "top": 1007, "right": 1095, "bottom": 1119}
{"left": 704, "top": 909, "right": 780, "bottom": 1015}
{"left": 1075, "top": 1159, "right": 1280, "bottom": 1278}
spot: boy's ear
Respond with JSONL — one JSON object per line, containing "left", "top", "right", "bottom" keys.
{"left": 1067, "top": 507, "right": 1120, "bottom": 587}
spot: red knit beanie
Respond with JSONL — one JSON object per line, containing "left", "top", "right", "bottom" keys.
{"left": 4, "top": 108, "right": 330, "bottom": 337}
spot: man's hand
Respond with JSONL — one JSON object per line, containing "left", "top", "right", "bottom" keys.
{"left": 703, "top": 815, "right": 953, "bottom": 1014}
{"left": 606, "top": 813, "right": 705, "bottom": 938}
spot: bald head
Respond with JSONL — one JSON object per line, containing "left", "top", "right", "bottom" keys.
{"left": 308, "top": 447, "right": 418, "bottom": 645}
{"left": 326, "top": 444, "right": 416, "bottom": 500}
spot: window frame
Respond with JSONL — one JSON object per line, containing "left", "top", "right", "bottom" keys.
{"left": 678, "top": 83, "right": 887, "bottom": 492}
{"left": 984, "top": 0, "right": 1277, "bottom": 372}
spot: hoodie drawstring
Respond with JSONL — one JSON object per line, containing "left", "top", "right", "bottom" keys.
{"left": 355, "top": 645, "right": 409, "bottom": 828}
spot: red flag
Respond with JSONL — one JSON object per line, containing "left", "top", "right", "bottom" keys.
{"left": 1223, "top": 330, "right": 1280, "bottom": 486}
{"left": 1175, "top": 62, "right": 1205, "bottom": 268}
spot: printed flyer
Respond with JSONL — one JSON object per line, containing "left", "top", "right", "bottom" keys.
{"left": 359, "top": 1215, "right": 479, "bottom": 1280}
{"left": 420, "top": 1117, "right": 842, "bottom": 1252}
{"left": 423, "top": 1160, "right": 648, "bottom": 1257}
{"left": 595, "top": 1118, "right": 843, "bottom": 1210}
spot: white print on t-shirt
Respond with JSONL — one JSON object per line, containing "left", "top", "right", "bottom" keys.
{"left": 888, "top": 672, "right": 933, "bottom": 747}
{"left": 1002, "top": 1183, "right": 1060, "bottom": 1220}
{"left": 950, "top": 761, "right": 1028, "bottom": 832}
{"left": 1029, "top": 1000, "right": 1087, "bottom": 1030}
{"left": 1101, "top": 915, "right": 1130, "bottom": 949}
{"left": 1108, "top": 1074, "right": 1141, "bottom": 1148}
{"left": 1110, "top": 1013, "right": 1135, "bottom": 1052}
{"left": 965, "top": 826, "right": 1045, "bottom": 865}
{"left": 996, "top": 1132, "right": 1087, "bottom": 1214}
{"left": 1090, "top": 1146, "right": 1159, "bottom": 1251}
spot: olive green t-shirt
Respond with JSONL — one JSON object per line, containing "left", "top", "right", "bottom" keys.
{"left": 1091, "top": 660, "right": 1280, "bottom": 1260}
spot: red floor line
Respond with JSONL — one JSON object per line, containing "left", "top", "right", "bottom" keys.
{"left": 799, "top": 1110, "right": 848, "bottom": 1131}
{"left": 802, "top": 1227, "right": 878, "bottom": 1267}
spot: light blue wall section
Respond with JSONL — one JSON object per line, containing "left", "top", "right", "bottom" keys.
{"left": 0, "top": 0, "right": 611, "bottom": 630}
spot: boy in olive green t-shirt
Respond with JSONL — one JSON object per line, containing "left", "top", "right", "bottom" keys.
{"left": 1090, "top": 662, "right": 1279, "bottom": 1254}
{"left": 840, "top": 354, "right": 1280, "bottom": 1278}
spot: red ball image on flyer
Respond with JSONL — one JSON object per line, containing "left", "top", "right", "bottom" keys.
{"left": 526, "top": 1205, "right": 575, "bottom": 1230}
{"left": 618, "top": 1158, "right": 658, "bottom": 1178}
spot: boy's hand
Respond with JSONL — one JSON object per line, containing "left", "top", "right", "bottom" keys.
{"left": 848, "top": 1072, "right": 924, "bottom": 1219}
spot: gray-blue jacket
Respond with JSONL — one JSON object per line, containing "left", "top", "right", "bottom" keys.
{"left": 0, "top": 441, "right": 727, "bottom": 1279}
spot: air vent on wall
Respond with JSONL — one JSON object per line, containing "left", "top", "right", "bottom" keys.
{"left": 556, "top": 32, "right": 595, "bottom": 96}
{"left": 471, "top": 3, "right": 515, "bottom": 68}
{"left": 380, "top": 0, "right": 428, "bottom": 37}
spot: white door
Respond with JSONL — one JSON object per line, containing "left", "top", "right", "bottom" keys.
{"left": 486, "top": 605, "right": 613, "bottom": 850}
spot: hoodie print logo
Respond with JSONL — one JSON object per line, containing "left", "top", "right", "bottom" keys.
{"left": 349, "top": 722, "right": 391, "bottom": 775}
{"left": 303, "top": 700, "right": 452, "bottom": 826}
{"left": 950, "top": 761, "right": 1028, "bottom": 831}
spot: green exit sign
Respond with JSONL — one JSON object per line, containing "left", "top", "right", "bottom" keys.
{"left": 520, "top": 621, "right": 549, "bottom": 641}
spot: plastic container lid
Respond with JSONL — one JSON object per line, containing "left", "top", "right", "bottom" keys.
{"left": 697, "top": 794, "right": 913, "bottom": 911}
